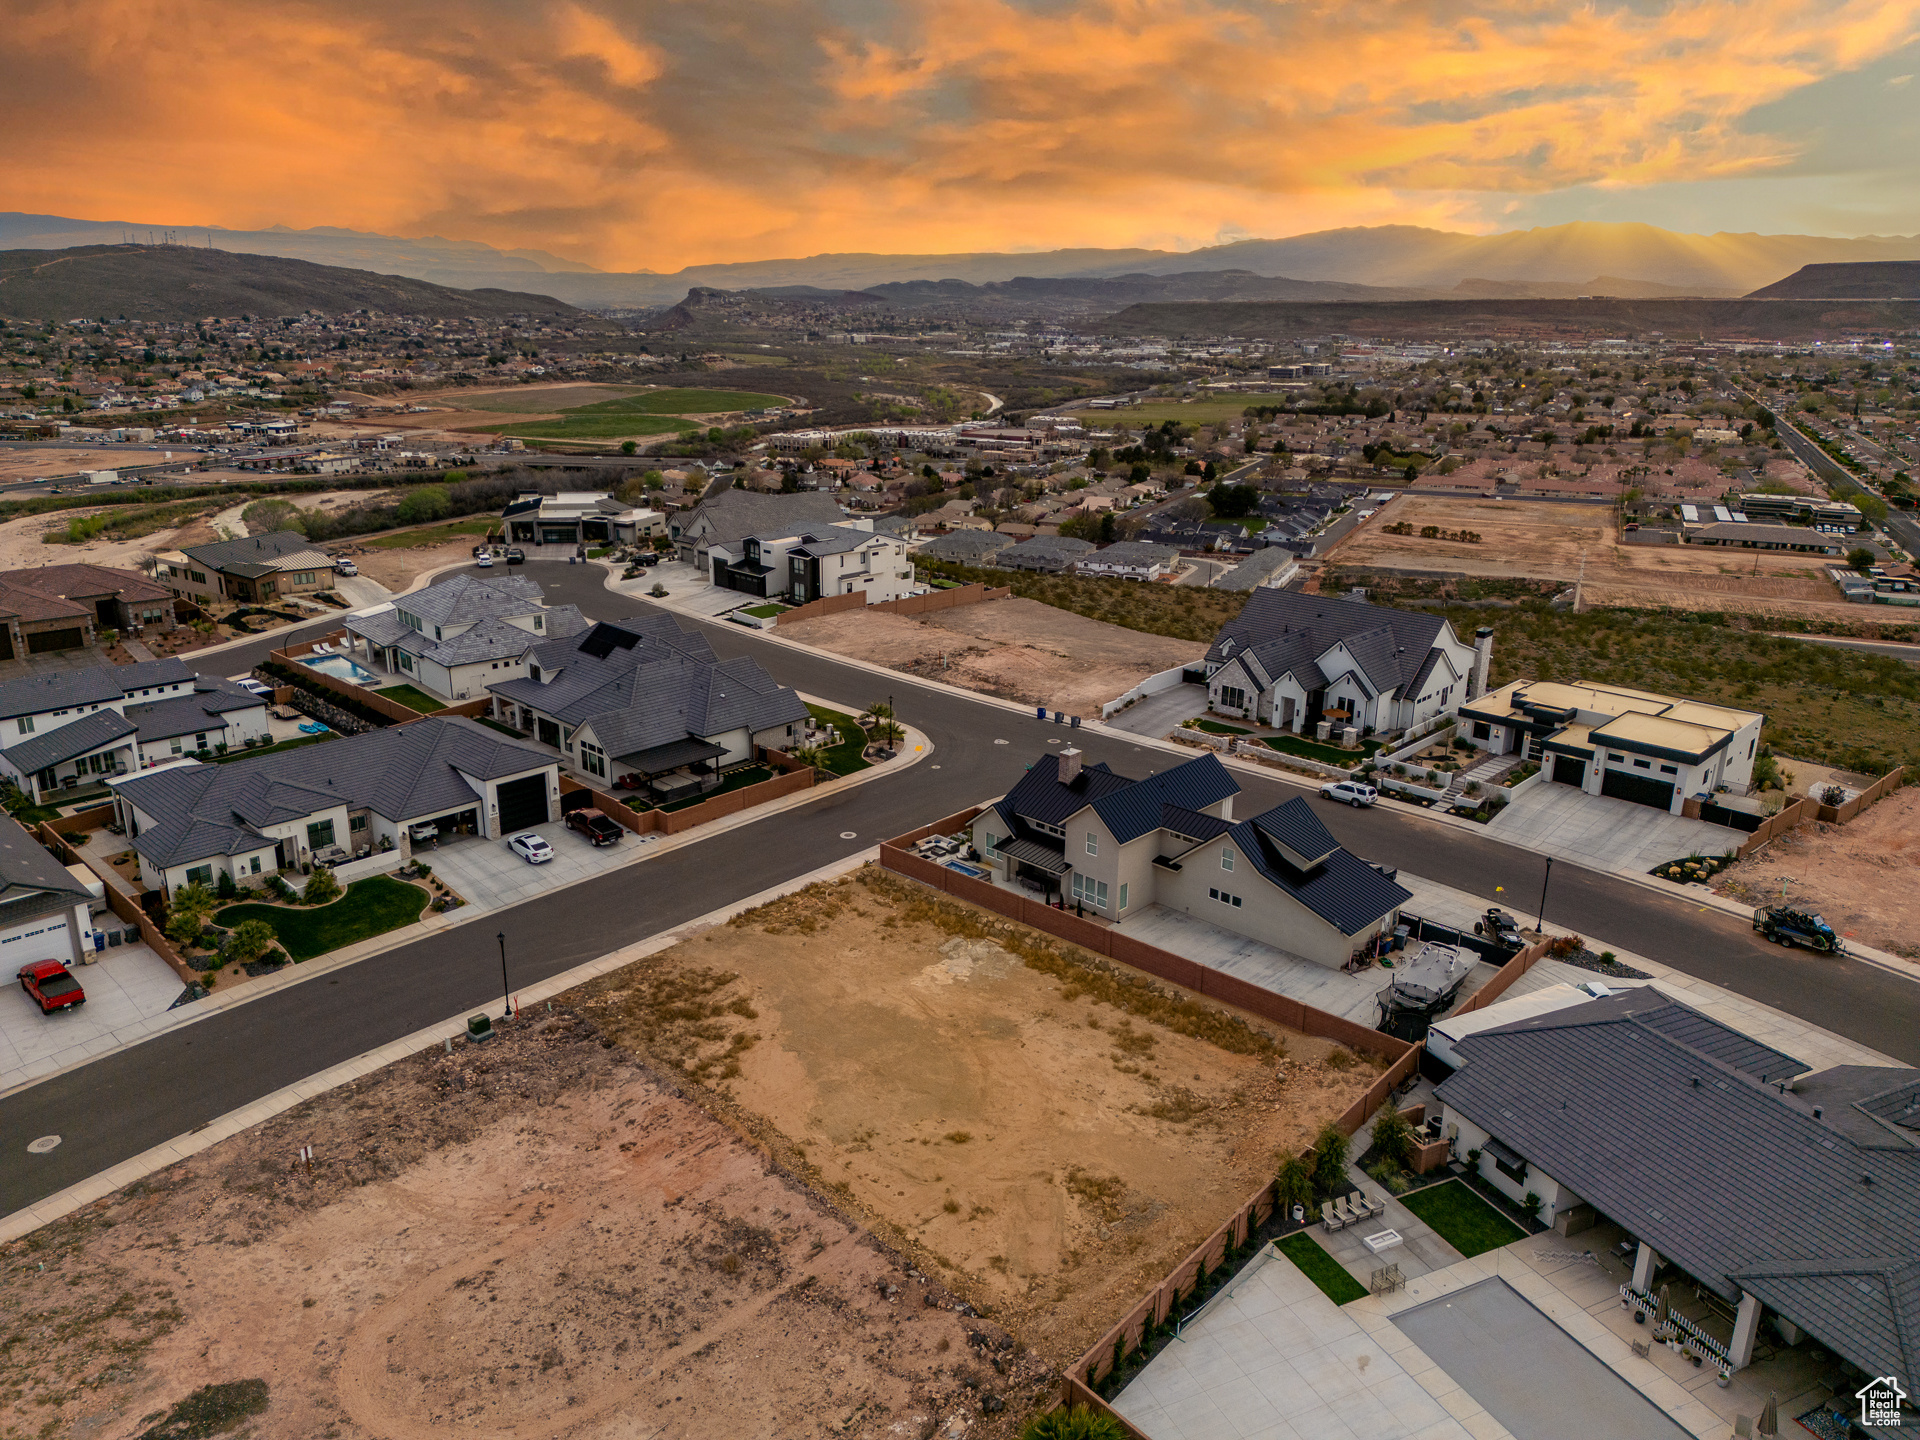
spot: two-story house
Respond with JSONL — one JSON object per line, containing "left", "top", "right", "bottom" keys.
{"left": 344, "top": 574, "right": 590, "bottom": 702}
{"left": 1203, "top": 588, "right": 1489, "bottom": 738}
{"left": 499, "top": 491, "right": 664, "bottom": 549}
{"left": 709, "top": 521, "right": 915, "bottom": 604}
{"left": 156, "top": 530, "right": 341, "bottom": 606}
{"left": 971, "top": 749, "right": 1410, "bottom": 969}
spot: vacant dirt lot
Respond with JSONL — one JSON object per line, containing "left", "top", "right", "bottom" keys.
{"left": 1714, "top": 787, "right": 1920, "bottom": 960}
{"left": 783, "top": 597, "right": 1206, "bottom": 717}
{"left": 573, "top": 867, "right": 1381, "bottom": 1364}
{"left": 1332, "top": 495, "right": 1859, "bottom": 621}
{"left": 0, "top": 1011, "right": 1032, "bottom": 1440}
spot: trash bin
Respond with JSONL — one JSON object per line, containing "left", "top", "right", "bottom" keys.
{"left": 1035, "top": 706, "right": 1046, "bottom": 719}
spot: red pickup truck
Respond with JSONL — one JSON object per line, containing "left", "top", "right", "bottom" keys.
{"left": 19, "top": 960, "right": 85, "bottom": 1015}
{"left": 565, "top": 808, "right": 623, "bottom": 846}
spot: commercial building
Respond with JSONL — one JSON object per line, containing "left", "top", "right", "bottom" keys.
{"left": 1686, "top": 522, "right": 1844, "bottom": 554}
{"left": 1459, "top": 679, "right": 1763, "bottom": 814}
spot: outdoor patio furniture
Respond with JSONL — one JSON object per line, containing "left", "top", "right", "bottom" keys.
{"left": 1322, "top": 1197, "right": 1349, "bottom": 1231}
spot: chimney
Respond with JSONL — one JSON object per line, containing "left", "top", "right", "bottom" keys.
{"left": 1470, "top": 626, "right": 1494, "bottom": 700}
{"left": 1058, "top": 747, "right": 1082, "bottom": 785}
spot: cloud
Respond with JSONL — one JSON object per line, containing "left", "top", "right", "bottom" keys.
{"left": 2, "top": 0, "right": 1917, "bottom": 269}
{"left": 1890, "top": 71, "right": 1916, "bottom": 82}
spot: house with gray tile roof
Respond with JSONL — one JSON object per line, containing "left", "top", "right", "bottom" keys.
{"left": 0, "top": 661, "right": 267, "bottom": 802}
{"left": 1073, "top": 540, "right": 1180, "bottom": 581}
{"left": 1433, "top": 988, "right": 1920, "bottom": 1378}
{"left": 969, "top": 749, "right": 1409, "bottom": 967}
{"left": 0, "top": 812, "right": 96, "bottom": 968}
{"left": 708, "top": 520, "right": 915, "bottom": 604}
{"left": 996, "top": 534, "right": 1095, "bottom": 572}
{"left": 113, "top": 716, "right": 560, "bottom": 899}
{"left": 670, "top": 490, "right": 846, "bottom": 572}
{"left": 344, "top": 573, "right": 589, "bottom": 702}
{"left": 913, "top": 530, "right": 1015, "bottom": 566}
{"left": 1203, "top": 587, "right": 1485, "bottom": 738}
{"left": 485, "top": 615, "right": 809, "bottom": 794}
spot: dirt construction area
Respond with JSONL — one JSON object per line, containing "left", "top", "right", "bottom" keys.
{"left": 782, "top": 597, "right": 1207, "bottom": 717}
{"left": 1330, "top": 495, "right": 1862, "bottom": 621}
{"left": 1713, "top": 787, "right": 1920, "bottom": 960}
{"left": 0, "top": 1009, "right": 1036, "bottom": 1440}
{"left": 574, "top": 867, "right": 1381, "bottom": 1362}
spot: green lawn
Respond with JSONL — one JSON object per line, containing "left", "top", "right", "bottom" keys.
{"left": 654, "top": 766, "right": 774, "bottom": 813}
{"left": 1275, "top": 1232, "right": 1367, "bottom": 1305}
{"left": 742, "top": 603, "right": 788, "bottom": 619}
{"left": 361, "top": 517, "right": 497, "bottom": 549}
{"left": 215, "top": 875, "right": 429, "bottom": 962}
{"left": 806, "top": 704, "right": 873, "bottom": 775}
{"left": 377, "top": 684, "right": 447, "bottom": 714}
{"left": 1398, "top": 1179, "right": 1527, "bottom": 1257}
{"left": 211, "top": 735, "right": 335, "bottom": 764}
{"left": 492, "top": 387, "right": 788, "bottom": 441}
{"left": 474, "top": 716, "right": 527, "bottom": 738}
{"left": 591, "top": 388, "right": 788, "bottom": 415}
{"left": 1193, "top": 718, "right": 1248, "bottom": 735}
{"left": 495, "top": 413, "right": 698, "bottom": 441}
{"left": 1261, "top": 732, "right": 1382, "bottom": 765}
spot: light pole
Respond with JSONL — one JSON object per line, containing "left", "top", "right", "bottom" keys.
{"left": 497, "top": 931, "right": 511, "bottom": 1021}
{"left": 1537, "top": 858, "right": 1553, "bottom": 933}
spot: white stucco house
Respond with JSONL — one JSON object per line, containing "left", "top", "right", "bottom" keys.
{"left": 344, "top": 573, "right": 591, "bottom": 703}
{"left": 709, "top": 520, "right": 916, "bottom": 605}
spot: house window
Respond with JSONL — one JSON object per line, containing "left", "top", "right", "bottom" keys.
{"left": 186, "top": 864, "right": 213, "bottom": 887}
{"left": 580, "top": 742, "right": 607, "bottom": 779}
{"left": 1086, "top": 832, "right": 1098, "bottom": 857}
{"left": 1208, "top": 887, "right": 1243, "bottom": 908}
{"left": 1493, "top": 1151, "right": 1527, "bottom": 1185}
{"left": 170, "top": 737, "right": 183, "bottom": 755}
{"left": 1219, "top": 685, "right": 1247, "bottom": 710}
{"left": 350, "top": 814, "right": 368, "bottom": 832}
{"left": 1221, "top": 848, "right": 1234, "bottom": 872}
{"left": 194, "top": 733, "right": 207, "bottom": 749}
{"left": 981, "top": 833, "right": 998, "bottom": 855}
{"left": 1609, "top": 752, "right": 1626, "bottom": 763}
{"left": 1071, "top": 874, "right": 1109, "bottom": 910}
{"left": 1118, "top": 882, "right": 1128, "bottom": 911}
{"left": 17, "top": 717, "right": 31, "bottom": 736}
{"left": 1632, "top": 758, "right": 1651, "bottom": 770}
{"left": 293, "top": 571, "right": 315, "bottom": 585}
{"left": 249, "top": 856, "right": 262, "bottom": 875}
{"left": 1659, "top": 764, "right": 1678, "bottom": 775}
{"left": 306, "top": 819, "right": 336, "bottom": 850}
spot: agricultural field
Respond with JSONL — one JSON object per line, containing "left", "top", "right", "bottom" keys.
{"left": 571, "top": 867, "right": 1384, "bottom": 1366}
{"left": 488, "top": 388, "right": 791, "bottom": 443}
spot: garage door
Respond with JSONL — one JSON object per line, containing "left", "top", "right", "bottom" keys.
{"left": 1551, "top": 755, "right": 1586, "bottom": 786}
{"left": 1601, "top": 766, "right": 1675, "bottom": 811}
{"left": 0, "top": 914, "right": 74, "bottom": 968}
{"left": 27, "top": 627, "right": 84, "bottom": 654}
{"left": 497, "top": 774, "right": 549, "bottom": 832}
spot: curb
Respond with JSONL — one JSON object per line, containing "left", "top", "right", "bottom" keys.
{"left": 0, "top": 848, "right": 882, "bottom": 1244}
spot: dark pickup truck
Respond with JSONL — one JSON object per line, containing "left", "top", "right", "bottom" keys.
{"left": 565, "top": 808, "right": 623, "bottom": 846}
{"left": 1753, "top": 906, "right": 1843, "bottom": 954}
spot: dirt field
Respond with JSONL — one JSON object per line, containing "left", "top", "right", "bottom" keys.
{"left": 573, "top": 868, "right": 1381, "bottom": 1363}
{"left": 0, "top": 1010, "right": 1036, "bottom": 1440}
{"left": 0, "top": 446, "right": 183, "bottom": 484}
{"left": 342, "top": 537, "right": 488, "bottom": 591}
{"left": 1331, "top": 495, "right": 1861, "bottom": 621}
{"left": 1713, "top": 787, "right": 1920, "bottom": 960}
{"left": 783, "top": 597, "right": 1206, "bottom": 716}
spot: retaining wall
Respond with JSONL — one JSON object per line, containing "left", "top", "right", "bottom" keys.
{"left": 1101, "top": 664, "right": 1193, "bottom": 719}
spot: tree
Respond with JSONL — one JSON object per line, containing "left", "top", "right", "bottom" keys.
{"left": 1057, "top": 512, "right": 1102, "bottom": 541}
{"left": 620, "top": 439, "right": 638, "bottom": 456}
{"left": 396, "top": 485, "right": 450, "bottom": 525}
{"left": 1098, "top": 511, "right": 1117, "bottom": 543}
{"left": 1310, "top": 1122, "right": 1349, "bottom": 1197}
{"left": 165, "top": 882, "right": 218, "bottom": 947}
{"left": 303, "top": 866, "right": 342, "bottom": 905}
{"left": 1370, "top": 1106, "right": 1417, "bottom": 1171}
{"left": 1021, "top": 1406, "right": 1128, "bottom": 1440}
{"left": 787, "top": 742, "right": 831, "bottom": 775}
{"left": 224, "top": 919, "right": 280, "bottom": 967}
{"left": 1209, "top": 482, "right": 1258, "bottom": 519}
{"left": 1274, "top": 1154, "right": 1314, "bottom": 1215}
{"left": 1848, "top": 547, "right": 1877, "bottom": 573}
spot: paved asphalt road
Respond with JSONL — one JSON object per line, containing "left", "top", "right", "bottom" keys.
{"left": 8, "top": 559, "right": 1920, "bottom": 1218}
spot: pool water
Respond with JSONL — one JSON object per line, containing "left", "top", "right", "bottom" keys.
{"left": 302, "top": 653, "right": 382, "bottom": 686}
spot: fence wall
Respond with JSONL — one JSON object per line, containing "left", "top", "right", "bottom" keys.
{"left": 1815, "top": 764, "right": 1905, "bottom": 824}
{"left": 1736, "top": 796, "right": 1811, "bottom": 858}
{"left": 266, "top": 637, "right": 494, "bottom": 725}
{"left": 34, "top": 819, "right": 198, "bottom": 987}
{"left": 556, "top": 766, "right": 815, "bottom": 838}
{"left": 1102, "top": 664, "right": 1193, "bottom": 719}
{"left": 773, "top": 581, "right": 1010, "bottom": 627}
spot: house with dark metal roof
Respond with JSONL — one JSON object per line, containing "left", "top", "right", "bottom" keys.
{"left": 0, "top": 812, "right": 96, "bottom": 968}
{"left": 343, "top": 573, "right": 589, "bottom": 702}
{"left": 1432, "top": 988, "right": 1920, "bottom": 1381}
{"left": 969, "top": 749, "right": 1409, "bottom": 968}
{"left": 113, "top": 716, "right": 560, "bottom": 898}
{"left": 1202, "top": 588, "right": 1486, "bottom": 739}
{"left": 708, "top": 521, "right": 915, "bottom": 604}
{"left": 485, "top": 615, "right": 809, "bottom": 798}
{"left": 0, "top": 660, "right": 267, "bottom": 802}
{"left": 156, "top": 530, "right": 338, "bottom": 605}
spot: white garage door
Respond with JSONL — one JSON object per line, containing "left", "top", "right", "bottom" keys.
{"left": 0, "top": 912, "right": 75, "bottom": 969}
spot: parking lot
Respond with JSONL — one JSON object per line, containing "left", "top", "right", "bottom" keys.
{"left": 419, "top": 815, "right": 657, "bottom": 918}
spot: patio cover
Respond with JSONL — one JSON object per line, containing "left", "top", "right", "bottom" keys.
{"left": 999, "top": 837, "right": 1071, "bottom": 875}
{"left": 613, "top": 736, "right": 727, "bottom": 776}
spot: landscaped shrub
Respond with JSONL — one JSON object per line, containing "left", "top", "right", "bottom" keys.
{"left": 1022, "top": 1405, "right": 1129, "bottom": 1440}
{"left": 216, "top": 871, "right": 238, "bottom": 900}
{"left": 1274, "top": 1154, "right": 1314, "bottom": 1216}
{"left": 1547, "top": 933, "right": 1585, "bottom": 958}
{"left": 1370, "top": 1106, "right": 1417, "bottom": 1171}
{"left": 1310, "top": 1122, "right": 1350, "bottom": 1197}
{"left": 302, "top": 866, "right": 342, "bottom": 905}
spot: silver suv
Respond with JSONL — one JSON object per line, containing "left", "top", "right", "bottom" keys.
{"left": 1320, "top": 781, "right": 1378, "bottom": 808}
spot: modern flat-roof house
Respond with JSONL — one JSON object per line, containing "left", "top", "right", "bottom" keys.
{"left": 0, "top": 563, "right": 178, "bottom": 657}
{"left": 114, "top": 716, "right": 560, "bottom": 898}
{"left": 1686, "top": 522, "right": 1843, "bottom": 554}
{"left": 971, "top": 749, "right": 1410, "bottom": 968}
{"left": 156, "top": 530, "right": 338, "bottom": 605}
{"left": 670, "top": 490, "right": 846, "bottom": 573}
{"left": 1203, "top": 588, "right": 1488, "bottom": 737}
{"left": 708, "top": 521, "right": 914, "bottom": 604}
{"left": 0, "top": 812, "right": 98, "bottom": 968}
{"left": 343, "top": 574, "right": 589, "bottom": 702}
{"left": 1432, "top": 988, "right": 1920, "bottom": 1380}
{"left": 0, "top": 659, "right": 268, "bottom": 802}
{"left": 1459, "top": 679, "right": 1762, "bottom": 814}
{"left": 1074, "top": 540, "right": 1180, "bottom": 581}
{"left": 499, "top": 491, "right": 664, "bottom": 550}
{"left": 486, "top": 615, "right": 809, "bottom": 798}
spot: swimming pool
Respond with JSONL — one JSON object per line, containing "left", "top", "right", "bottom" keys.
{"left": 302, "top": 653, "right": 382, "bottom": 687}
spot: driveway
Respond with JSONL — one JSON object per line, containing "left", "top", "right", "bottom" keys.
{"left": 0, "top": 939, "right": 188, "bottom": 1096}
{"left": 615, "top": 561, "right": 754, "bottom": 619}
{"left": 1487, "top": 782, "right": 1747, "bottom": 875}
{"left": 421, "top": 818, "right": 658, "bottom": 918}
{"left": 1104, "top": 681, "right": 1210, "bottom": 737}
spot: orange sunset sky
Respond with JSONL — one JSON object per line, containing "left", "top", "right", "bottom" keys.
{"left": 6, "top": 0, "right": 1920, "bottom": 270}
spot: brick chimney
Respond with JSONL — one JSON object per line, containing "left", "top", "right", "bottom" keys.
{"left": 1058, "top": 747, "right": 1082, "bottom": 785}
{"left": 1471, "top": 627, "right": 1494, "bottom": 700}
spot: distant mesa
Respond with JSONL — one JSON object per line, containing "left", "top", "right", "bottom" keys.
{"left": 1745, "top": 261, "right": 1920, "bottom": 299}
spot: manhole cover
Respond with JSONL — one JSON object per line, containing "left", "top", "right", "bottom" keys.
{"left": 27, "top": 1135, "right": 60, "bottom": 1154}
{"left": 931, "top": 764, "right": 941, "bottom": 769}
{"left": 993, "top": 739, "right": 1009, "bottom": 745}
{"left": 840, "top": 831, "right": 858, "bottom": 840}
{"left": 1047, "top": 738, "right": 1061, "bottom": 744}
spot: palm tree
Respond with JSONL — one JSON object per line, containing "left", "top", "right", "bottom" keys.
{"left": 788, "top": 742, "right": 832, "bottom": 777}
{"left": 861, "top": 700, "right": 895, "bottom": 729}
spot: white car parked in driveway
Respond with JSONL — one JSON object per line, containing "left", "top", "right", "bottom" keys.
{"left": 509, "top": 832, "right": 553, "bottom": 864}
{"left": 1320, "top": 781, "right": 1378, "bottom": 808}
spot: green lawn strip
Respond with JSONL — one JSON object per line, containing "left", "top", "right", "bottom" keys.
{"left": 742, "top": 603, "right": 788, "bottom": 619}
{"left": 1193, "top": 719, "right": 1247, "bottom": 735}
{"left": 210, "top": 735, "right": 335, "bottom": 765}
{"left": 377, "top": 684, "right": 447, "bottom": 714}
{"left": 1397, "top": 1179, "right": 1526, "bottom": 1258}
{"left": 805, "top": 704, "right": 873, "bottom": 775}
{"left": 1260, "top": 732, "right": 1380, "bottom": 764}
{"left": 1275, "top": 1232, "right": 1368, "bottom": 1305}
{"left": 474, "top": 717, "right": 527, "bottom": 739}
{"left": 3, "top": 799, "right": 64, "bottom": 824}
{"left": 215, "top": 875, "right": 429, "bottom": 962}
{"left": 494, "top": 414, "right": 699, "bottom": 440}
{"left": 588, "top": 388, "right": 788, "bottom": 415}
{"left": 360, "top": 517, "right": 497, "bottom": 550}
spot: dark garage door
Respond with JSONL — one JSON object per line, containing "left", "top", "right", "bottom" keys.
{"left": 1551, "top": 755, "right": 1586, "bottom": 786}
{"left": 27, "top": 627, "right": 84, "bottom": 654}
{"left": 497, "top": 774, "right": 549, "bottom": 832}
{"left": 1601, "top": 766, "right": 1675, "bottom": 811}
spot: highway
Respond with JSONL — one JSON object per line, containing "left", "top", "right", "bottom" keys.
{"left": 1769, "top": 411, "right": 1920, "bottom": 557}
{"left": 7, "top": 558, "right": 1920, "bottom": 1218}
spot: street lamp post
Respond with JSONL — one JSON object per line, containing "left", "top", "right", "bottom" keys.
{"left": 1537, "top": 858, "right": 1553, "bottom": 932}
{"left": 497, "top": 931, "right": 511, "bottom": 1021}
